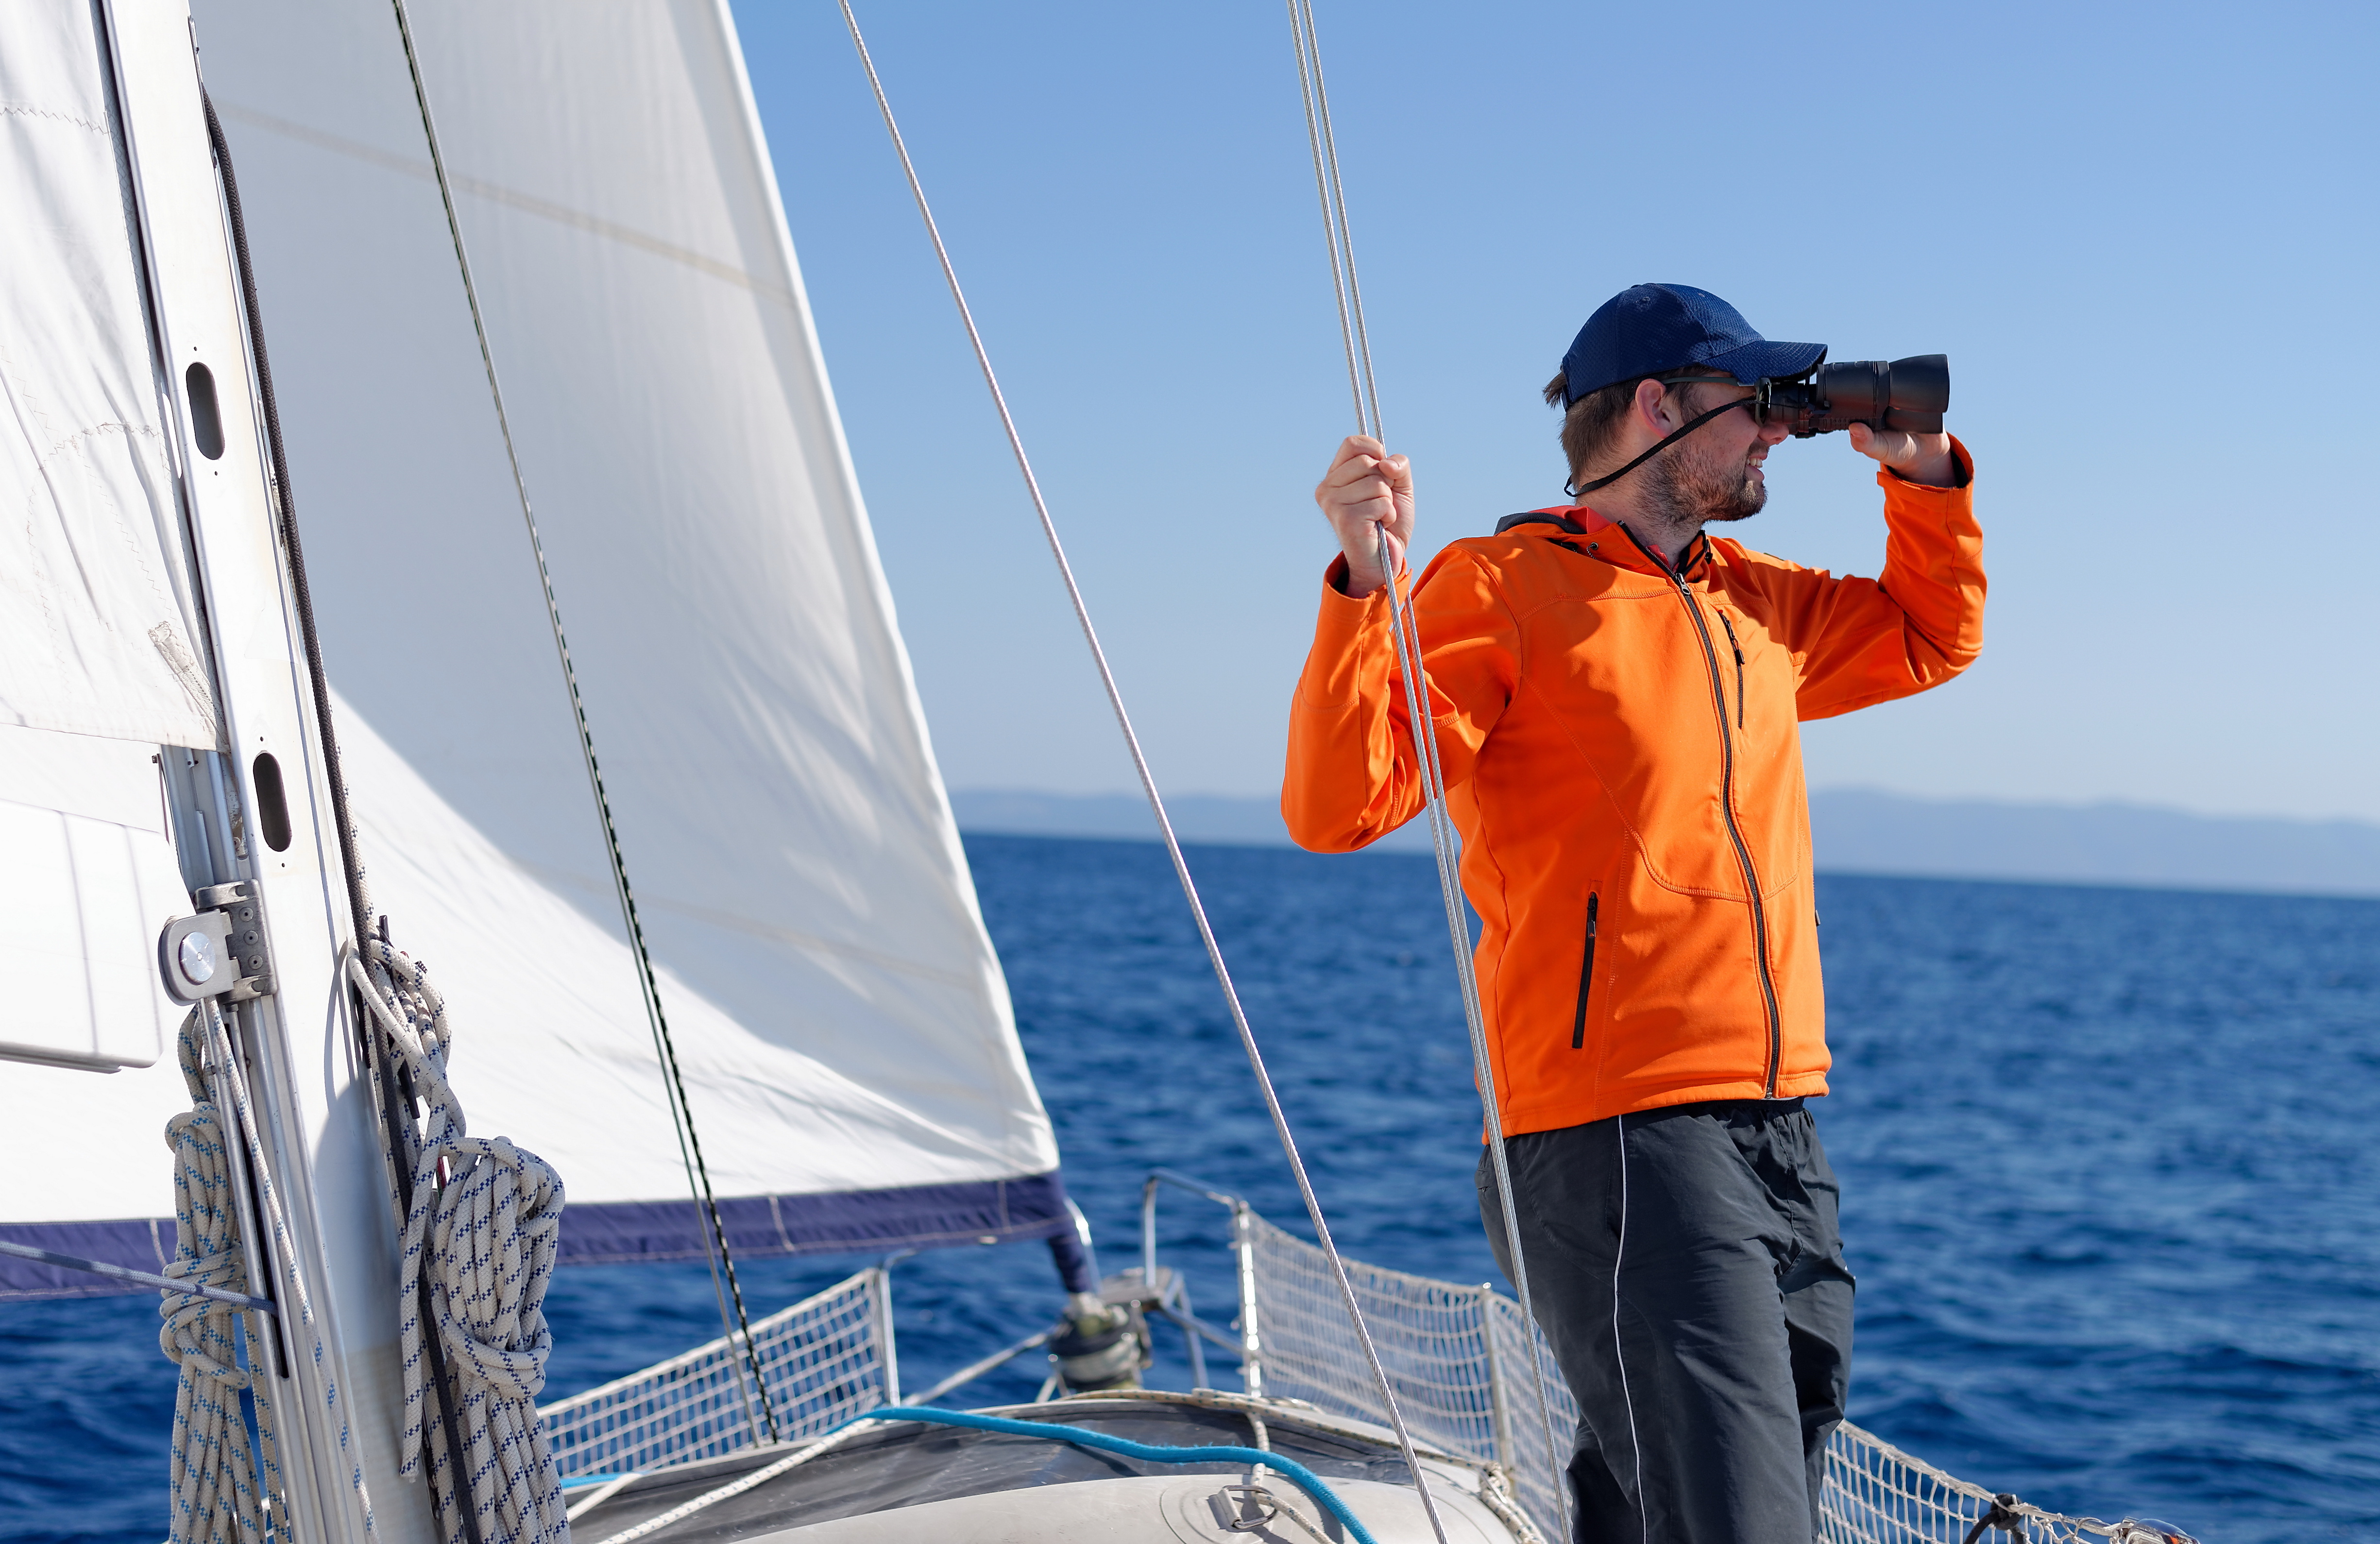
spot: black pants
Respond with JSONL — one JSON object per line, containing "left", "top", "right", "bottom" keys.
{"left": 1477, "top": 1099, "right": 1854, "bottom": 1544}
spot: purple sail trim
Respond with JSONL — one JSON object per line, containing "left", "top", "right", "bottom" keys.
{"left": 1, "top": 1171, "right": 1073, "bottom": 1299}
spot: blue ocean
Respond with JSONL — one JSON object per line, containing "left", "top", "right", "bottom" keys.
{"left": 5, "top": 834, "right": 2375, "bottom": 1542}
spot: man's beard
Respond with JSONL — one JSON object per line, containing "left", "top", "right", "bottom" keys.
{"left": 1644, "top": 440, "right": 1767, "bottom": 526}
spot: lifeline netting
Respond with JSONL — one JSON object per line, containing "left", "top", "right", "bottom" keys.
{"left": 1244, "top": 1210, "right": 1573, "bottom": 1527}
{"left": 1243, "top": 1211, "right": 2179, "bottom": 1544}
{"left": 531, "top": 1220, "right": 2179, "bottom": 1542}
{"left": 539, "top": 1268, "right": 890, "bottom": 1478}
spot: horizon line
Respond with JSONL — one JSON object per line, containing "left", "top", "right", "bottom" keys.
{"left": 947, "top": 785, "right": 2380, "bottom": 833}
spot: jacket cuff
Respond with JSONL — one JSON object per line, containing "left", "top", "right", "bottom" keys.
{"left": 1299, "top": 556, "right": 1389, "bottom": 710}
{"left": 1321, "top": 552, "right": 1414, "bottom": 601}
{"left": 1877, "top": 434, "right": 1973, "bottom": 493}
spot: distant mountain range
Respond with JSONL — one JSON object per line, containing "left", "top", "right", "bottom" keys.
{"left": 949, "top": 787, "right": 2380, "bottom": 899}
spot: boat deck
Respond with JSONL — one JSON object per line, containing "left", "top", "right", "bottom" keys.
{"left": 565, "top": 1393, "right": 1524, "bottom": 1543}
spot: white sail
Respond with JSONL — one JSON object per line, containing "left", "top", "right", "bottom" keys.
{"left": 146, "top": 0, "right": 1066, "bottom": 1256}
{"left": 3, "top": 692, "right": 1056, "bottom": 1268}
{"left": 0, "top": 1, "right": 218, "bottom": 751}
{"left": 0, "top": 2, "right": 217, "bottom": 1073}
{"left": 0, "top": 728, "right": 191, "bottom": 1072}
{"left": 5, "top": 0, "right": 1069, "bottom": 1298}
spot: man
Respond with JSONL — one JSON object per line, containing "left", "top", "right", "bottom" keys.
{"left": 1282, "top": 283, "right": 1983, "bottom": 1542}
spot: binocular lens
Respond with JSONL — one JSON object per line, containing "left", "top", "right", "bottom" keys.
{"left": 1764, "top": 354, "right": 1948, "bottom": 437}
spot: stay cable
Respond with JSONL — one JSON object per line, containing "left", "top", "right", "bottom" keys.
{"left": 834, "top": 6, "right": 1450, "bottom": 1541}
{"left": 1282, "top": 2, "right": 1575, "bottom": 1534}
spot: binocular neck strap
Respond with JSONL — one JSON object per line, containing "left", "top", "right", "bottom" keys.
{"left": 1568, "top": 395, "right": 1749, "bottom": 497}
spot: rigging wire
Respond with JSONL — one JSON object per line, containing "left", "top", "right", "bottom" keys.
{"left": 382, "top": 0, "right": 780, "bottom": 1446}
{"left": 1285, "top": 5, "right": 1369, "bottom": 439}
{"left": 831, "top": 7, "right": 1450, "bottom": 1541}
{"left": 1280, "top": 3, "right": 1576, "bottom": 1534}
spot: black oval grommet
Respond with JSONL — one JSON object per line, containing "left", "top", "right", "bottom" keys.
{"left": 186, "top": 362, "right": 225, "bottom": 461}
{"left": 251, "top": 752, "right": 292, "bottom": 852}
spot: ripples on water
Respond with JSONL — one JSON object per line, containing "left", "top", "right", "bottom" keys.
{"left": 4, "top": 835, "right": 2374, "bottom": 1541}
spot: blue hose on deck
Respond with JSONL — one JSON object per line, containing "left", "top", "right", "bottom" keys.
{"left": 851, "top": 1406, "right": 1383, "bottom": 1544}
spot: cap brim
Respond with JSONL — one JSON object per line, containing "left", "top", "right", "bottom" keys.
{"left": 1701, "top": 339, "right": 1825, "bottom": 384}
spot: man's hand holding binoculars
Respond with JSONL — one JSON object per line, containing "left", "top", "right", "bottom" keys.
{"left": 1848, "top": 421, "right": 1957, "bottom": 488}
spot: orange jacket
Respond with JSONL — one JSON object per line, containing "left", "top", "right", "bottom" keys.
{"left": 1282, "top": 443, "right": 1983, "bottom": 1133}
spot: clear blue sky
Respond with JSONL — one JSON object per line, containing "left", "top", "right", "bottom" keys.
{"left": 730, "top": 0, "right": 2379, "bottom": 823}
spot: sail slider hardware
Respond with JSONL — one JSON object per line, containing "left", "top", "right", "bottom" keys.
{"left": 158, "top": 882, "right": 275, "bottom": 1004}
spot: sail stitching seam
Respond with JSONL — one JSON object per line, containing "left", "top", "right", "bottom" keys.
{"left": 0, "top": 101, "right": 109, "bottom": 135}
{"left": 210, "top": 103, "right": 796, "bottom": 304}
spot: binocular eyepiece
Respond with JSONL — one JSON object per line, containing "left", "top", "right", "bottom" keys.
{"left": 1756, "top": 354, "right": 1948, "bottom": 438}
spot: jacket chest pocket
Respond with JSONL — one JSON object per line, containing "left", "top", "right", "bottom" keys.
{"left": 1711, "top": 602, "right": 1783, "bottom": 734}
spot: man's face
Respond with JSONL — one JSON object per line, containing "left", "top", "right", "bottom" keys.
{"left": 1649, "top": 380, "right": 1792, "bottom": 524}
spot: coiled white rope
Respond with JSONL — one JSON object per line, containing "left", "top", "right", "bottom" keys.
{"left": 157, "top": 949, "right": 565, "bottom": 1544}
{"left": 1279, "top": 5, "right": 1573, "bottom": 1534}
{"left": 162, "top": 1010, "right": 284, "bottom": 1544}
{"left": 162, "top": 997, "right": 376, "bottom": 1538}
{"left": 349, "top": 939, "right": 571, "bottom": 1544}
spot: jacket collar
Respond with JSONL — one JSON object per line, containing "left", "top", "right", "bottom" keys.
{"left": 1495, "top": 505, "right": 1711, "bottom": 582}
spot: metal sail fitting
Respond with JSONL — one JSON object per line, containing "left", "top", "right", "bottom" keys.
{"left": 157, "top": 882, "right": 275, "bottom": 1005}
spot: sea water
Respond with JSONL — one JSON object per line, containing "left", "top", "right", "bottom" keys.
{"left": 3, "top": 835, "right": 2373, "bottom": 1541}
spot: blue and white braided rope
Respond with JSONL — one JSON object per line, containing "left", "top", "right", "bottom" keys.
{"left": 350, "top": 940, "right": 569, "bottom": 1544}
{"left": 162, "top": 1012, "right": 283, "bottom": 1544}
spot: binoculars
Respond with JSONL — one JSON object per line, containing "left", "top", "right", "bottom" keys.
{"left": 1756, "top": 354, "right": 1948, "bottom": 438}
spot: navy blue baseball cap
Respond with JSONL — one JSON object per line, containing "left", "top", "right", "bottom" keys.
{"left": 1560, "top": 284, "right": 1825, "bottom": 407}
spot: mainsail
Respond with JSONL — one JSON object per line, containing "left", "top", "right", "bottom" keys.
{"left": 0, "top": 1, "right": 218, "bottom": 1076}
{"left": 0, "top": 3, "right": 217, "bottom": 753}
{"left": 3, "top": 0, "right": 1070, "bottom": 1294}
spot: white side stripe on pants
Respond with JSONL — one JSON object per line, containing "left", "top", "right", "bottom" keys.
{"left": 1613, "top": 1112, "right": 1649, "bottom": 1544}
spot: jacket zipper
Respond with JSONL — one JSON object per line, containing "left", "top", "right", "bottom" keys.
{"left": 1717, "top": 611, "right": 1746, "bottom": 730}
{"left": 1570, "top": 893, "right": 1598, "bottom": 1049}
{"left": 1621, "top": 526, "right": 1784, "bottom": 1096}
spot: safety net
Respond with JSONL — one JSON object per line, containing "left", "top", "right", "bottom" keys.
{"left": 532, "top": 1218, "right": 2183, "bottom": 1542}
{"left": 540, "top": 1267, "right": 890, "bottom": 1479}
{"left": 1243, "top": 1211, "right": 2184, "bottom": 1544}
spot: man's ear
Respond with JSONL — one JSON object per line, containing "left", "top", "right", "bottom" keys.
{"left": 1632, "top": 377, "right": 1675, "bottom": 434}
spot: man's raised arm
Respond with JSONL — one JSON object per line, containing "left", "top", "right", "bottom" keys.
{"left": 1281, "top": 438, "right": 1517, "bottom": 851}
{"left": 1760, "top": 429, "right": 1985, "bottom": 721}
